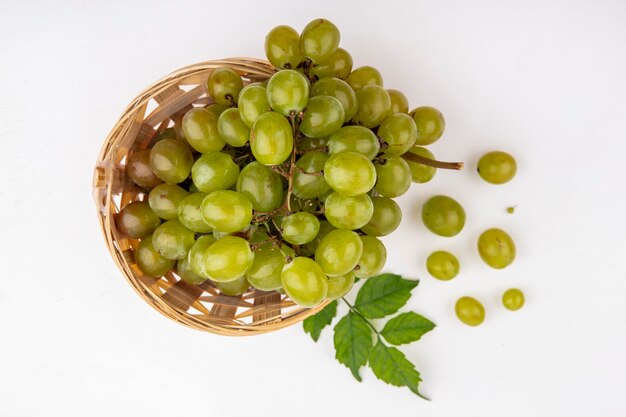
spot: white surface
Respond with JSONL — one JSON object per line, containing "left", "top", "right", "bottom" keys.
{"left": 1, "top": 0, "right": 625, "bottom": 415}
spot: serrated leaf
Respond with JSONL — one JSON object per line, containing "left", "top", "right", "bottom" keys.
{"left": 333, "top": 312, "right": 373, "bottom": 381}
{"left": 354, "top": 274, "right": 418, "bottom": 319}
{"left": 303, "top": 300, "right": 337, "bottom": 342}
{"left": 369, "top": 341, "right": 424, "bottom": 397}
{"left": 381, "top": 312, "right": 435, "bottom": 345}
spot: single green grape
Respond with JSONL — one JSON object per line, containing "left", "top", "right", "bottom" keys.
{"left": 375, "top": 156, "right": 411, "bottom": 198}
{"left": 328, "top": 126, "right": 380, "bottom": 160}
{"left": 217, "top": 108, "right": 250, "bottom": 147}
{"left": 126, "top": 149, "right": 162, "bottom": 189}
{"left": 315, "top": 229, "right": 363, "bottom": 277}
{"left": 455, "top": 296, "right": 485, "bottom": 327}
{"left": 345, "top": 66, "right": 383, "bottom": 91}
{"left": 310, "top": 47, "right": 353, "bottom": 80}
{"left": 135, "top": 235, "right": 175, "bottom": 277}
{"left": 426, "top": 251, "right": 460, "bottom": 281}
{"left": 264, "top": 25, "right": 303, "bottom": 69}
{"left": 246, "top": 244, "right": 293, "bottom": 291}
{"left": 214, "top": 275, "right": 250, "bottom": 296}
{"left": 477, "top": 228, "right": 516, "bottom": 269}
{"left": 177, "top": 192, "right": 212, "bottom": 233}
{"left": 406, "top": 146, "right": 437, "bottom": 183}
{"left": 177, "top": 257, "right": 207, "bottom": 285}
{"left": 387, "top": 89, "right": 409, "bottom": 114}
{"left": 326, "top": 273, "right": 355, "bottom": 300}
{"left": 310, "top": 77, "right": 357, "bottom": 122}
{"left": 502, "top": 288, "right": 525, "bottom": 311}
{"left": 324, "top": 152, "right": 377, "bottom": 196}
{"left": 207, "top": 67, "right": 244, "bottom": 105}
{"left": 360, "top": 197, "right": 402, "bottom": 236}
{"left": 299, "top": 136, "right": 328, "bottom": 151}
{"left": 299, "top": 18, "right": 340, "bottom": 63}
{"left": 299, "top": 95, "right": 345, "bottom": 138}
{"left": 355, "top": 236, "right": 387, "bottom": 278}
{"left": 300, "top": 220, "right": 336, "bottom": 257}
{"left": 149, "top": 139, "right": 194, "bottom": 185}
{"left": 266, "top": 70, "right": 309, "bottom": 117}
{"left": 206, "top": 103, "right": 230, "bottom": 118}
{"left": 250, "top": 111, "right": 294, "bottom": 165}
{"left": 115, "top": 201, "right": 161, "bottom": 239}
{"left": 182, "top": 107, "right": 226, "bottom": 153}
{"left": 152, "top": 220, "right": 195, "bottom": 260}
{"left": 477, "top": 151, "right": 517, "bottom": 184}
{"left": 293, "top": 152, "right": 330, "bottom": 199}
{"left": 191, "top": 152, "right": 240, "bottom": 193}
{"left": 188, "top": 235, "right": 216, "bottom": 279}
{"left": 410, "top": 106, "right": 445, "bottom": 146}
{"left": 282, "top": 212, "right": 320, "bottom": 245}
{"left": 281, "top": 257, "right": 328, "bottom": 307}
{"left": 148, "top": 183, "right": 189, "bottom": 220}
{"left": 238, "top": 83, "right": 270, "bottom": 128}
{"left": 324, "top": 192, "right": 374, "bottom": 230}
{"left": 422, "top": 195, "right": 466, "bottom": 237}
{"left": 201, "top": 190, "right": 253, "bottom": 233}
{"left": 236, "top": 161, "right": 283, "bottom": 212}
{"left": 354, "top": 85, "right": 391, "bottom": 128}
{"left": 378, "top": 113, "right": 418, "bottom": 155}
{"left": 202, "top": 236, "right": 254, "bottom": 282}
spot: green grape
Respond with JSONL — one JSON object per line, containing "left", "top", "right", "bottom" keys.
{"left": 148, "top": 183, "right": 189, "bottom": 220}
{"left": 152, "top": 220, "right": 195, "bottom": 260}
{"left": 281, "top": 257, "right": 328, "bottom": 307}
{"left": 345, "top": 66, "right": 383, "bottom": 91}
{"left": 206, "top": 103, "right": 230, "bottom": 118}
{"left": 191, "top": 152, "right": 240, "bottom": 193}
{"left": 374, "top": 156, "right": 411, "bottom": 198}
{"left": 246, "top": 244, "right": 293, "bottom": 291}
{"left": 426, "top": 251, "right": 460, "bottom": 281}
{"left": 410, "top": 106, "right": 445, "bottom": 146}
{"left": 265, "top": 25, "right": 303, "bottom": 69}
{"left": 324, "top": 152, "right": 377, "bottom": 196}
{"left": 149, "top": 139, "right": 194, "bottom": 185}
{"left": 214, "top": 275, "right": 250, "bottom": 296}
{"left": 126, "top": 149, "right": 162, "bottom": 189}
{"left": 238, "top": 83, "right": 270, "bottom": 128}
{"left": 355, "top": 235, "right": 387, "bottom": 278}
{"left": 310, "top": 77, "right": 357, "bottom": 122}
{"left": 236, "top": 161, "right": 283, "bottom": 212}
{"left": 299, "top": 96, "right": 345, "bottom": 138}
{"left": 310, "top": 47, "right": 352, "bottom": 80}
{"left": 177, "top": 257, "right": 206, "bottom": 285}
{"left": 135, "top": 235, "right": 175, "bottom": 277}
{"left": 360, "top": 197, "right": 402, "bottom": 236}
{"left": 301, "top": 220, "right": 336, "bottom": 256}
{"left": 250, "top": 112, "right": 294, "bottom": 165}
{"left": 477, "top": 228, "right": 516, "bottom": 269}
{"left": 266, "top": 70, "right": 309, "bottom": 117}
{"left": 502, "top": 288, "right": 525, "bottom": 311}
{"left": 378, "top": 113, "right": 418, "bottom": 155}
{"left": 177, "top": 192, "right": 212, "bottom": 233}
{"left": 188, "top": 235, "right": 216, "bottom": 278}
{"left": 207, "top": 67, "right": 244, "bottom": 105}
{"left": 217, "top": 108, "right": 250, "bottom": 147}
{"left": 477, "top": 151, "right": 517, "bottom": 184}
{"left": 299, "top": 136, "right": 328, "bottom": 151}
{"left": 115, "top": 201, "right": 161, "bottom": 239}
{"left": 202, "top": 236, "right": 254, "bottom": 282}
{"left": 325, "top": 192, "right": 373, "bottom": 230}
{"left": 182, "top": 107, "right": 226, "bottom": 153}
{"left": 201, "top": 190, "right": 253, "bottom": 233}
{"left": 326, "top": 273, "right": 355, "bottom": 300}
{"left": 354, "top": 85, "right": 391, "bottom": 128}
{"left": 315, "top": 229, "right": 363, "bottom": 276}
{"left": 299, "top": 18, "right": 340, "bottom": 63}
{"left": 281, "top": 212, "right": 320, "bottom": 245}
{"left": 422, "top": 195, "right": 466, "bottom": 237}
{"left": 328, "top": 126, "right": 380, "bottom": 160}
{"left": 293, "top": 152, "right": 330, "bottom": 199}
{"left": 387, "top": 89, "right": 409, "bottom": 114}
{"left": 406, "top": 146, "right": 437, "bottom": 183}
{"left": 455, "top": 296, "right": 485, "bottom": 327}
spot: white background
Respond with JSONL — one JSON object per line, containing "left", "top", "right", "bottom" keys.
{"left": 1, "top": 0, "right": 625, "bottom": 416}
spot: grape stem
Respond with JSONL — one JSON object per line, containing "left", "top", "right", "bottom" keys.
{"left": 295, "top": 165, "right": 324, "bottom": 176}
{"left": 401, "top": 152, "right": 464, "bottom": 170}
{"left": 297, "top": 146, "right": 328, "bottom": 154}
{"left": 270, "top": 166, "right": 290, "bottom": 178}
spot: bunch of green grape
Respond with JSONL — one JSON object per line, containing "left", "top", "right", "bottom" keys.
{"left": 115, "top": 18, "right": 456, "bottom": 308}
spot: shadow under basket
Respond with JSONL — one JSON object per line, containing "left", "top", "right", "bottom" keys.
{"left": 92, "top": 58, "right": 327, "bottom": 336}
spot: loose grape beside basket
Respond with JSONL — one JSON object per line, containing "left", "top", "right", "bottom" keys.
{"left": 92, "top": 58, "right": 328, "bottom": 336}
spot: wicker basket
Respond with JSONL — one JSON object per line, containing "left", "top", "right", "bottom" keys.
{"left": 92, "top": 58, "right": 328, "bottom": 336}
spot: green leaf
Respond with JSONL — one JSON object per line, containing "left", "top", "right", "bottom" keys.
{"left": 333, "top": 312, "right": 373, "bottom": 381}
{"left": 303, "top": 300, "right": 337, "bottom": 342}
{"left": 381, "top": 312, "right": 436, "bottom": 345}
{"left": 354, "top": 274, "right": 418, "bottom": 319}
{"left": 369, "top": 341, "right": 424, "bottom": 397}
